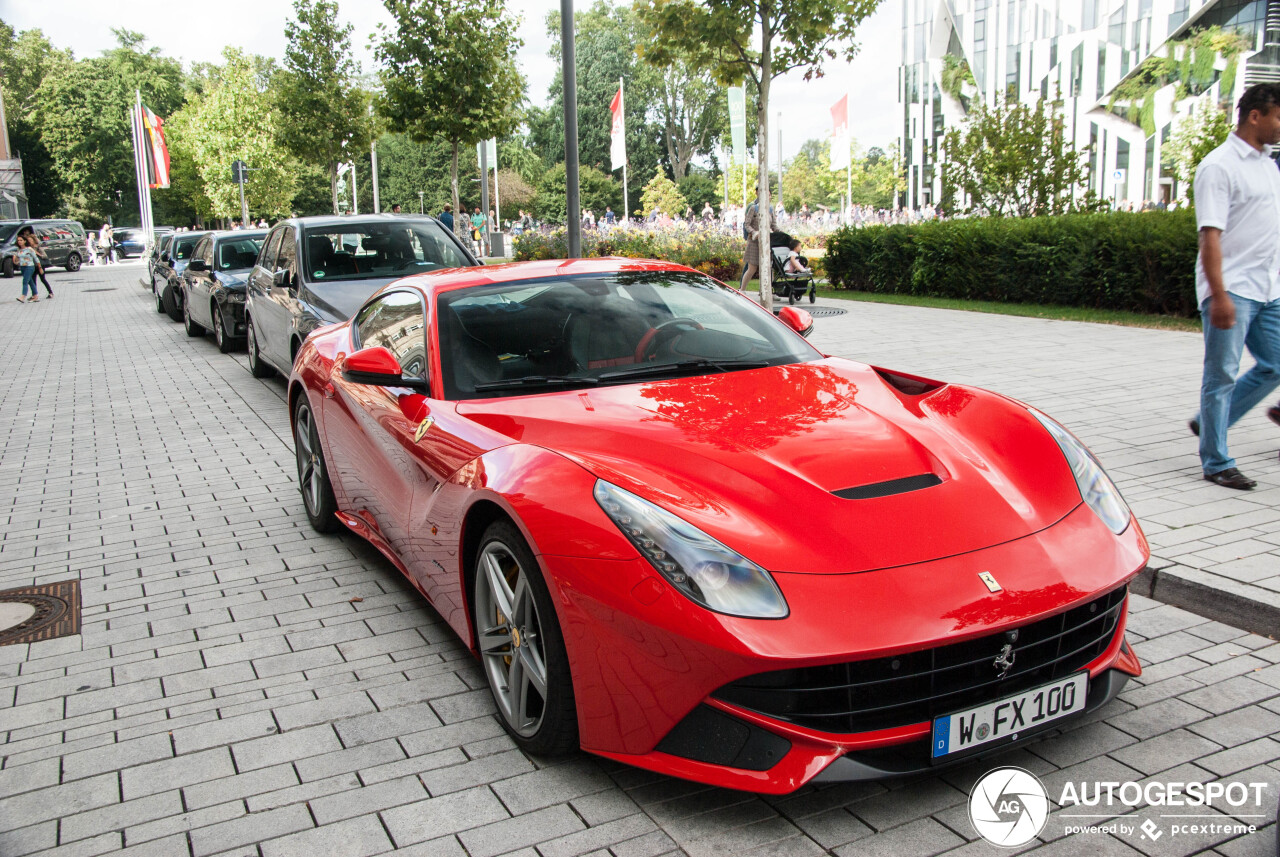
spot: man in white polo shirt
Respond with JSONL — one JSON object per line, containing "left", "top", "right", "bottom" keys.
{"left": 1190, "top": 83, "right": 1280, "bottom": 489}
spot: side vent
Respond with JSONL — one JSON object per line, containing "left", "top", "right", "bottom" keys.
{"left": 874, "top": 367, "right": 942, "bottom": 396}
{"left": 834, "top": 474, "right": 943, "bottom": 500}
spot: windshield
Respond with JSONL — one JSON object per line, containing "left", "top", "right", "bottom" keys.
{"left": 438, "top": 272, "right": 821, "bottom": 400}
{"left": 173, "top": 236, "right": 201, "bottom": 260}
{"left": 302, "top": 221, "right": 470, "bottom": 283}
{"left": 214, "top": 234, "right": 266, "bottom": 271}
{"left": 0, "top": 225, "right": 18, "bottom": 245}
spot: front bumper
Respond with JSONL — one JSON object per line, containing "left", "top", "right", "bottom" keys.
{"left": 543, "top": 502, "right": 1148, "bottom": 793}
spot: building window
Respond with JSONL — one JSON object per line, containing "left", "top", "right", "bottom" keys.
{"left": 1071, "top": 44, "right": 1084, "bottom": 96}
{"left": 1097, "top": 44, "right": 1106, "bottom": 98}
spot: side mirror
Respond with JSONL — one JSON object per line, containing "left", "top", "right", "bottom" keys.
{"left": 777, "top": 306, "right": 814, "bottom": 338}
{"left": 273, "top": 268, "right": 294, "bottom": 290}
{"left": 342, "top": 346, "right": 429, "bottom": 393}
{"left": 188, "top": 259, "right": 207, "bottom": 272}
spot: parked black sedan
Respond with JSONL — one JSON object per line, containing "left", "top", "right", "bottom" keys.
{"left": 153, "top": 231, "right": 208, "bottom": 321}
{"left": 181, "top": 230, "right": 267, "bottom": 352}
{"left": 244, "top": 214, "right": 476, "bottom": 377}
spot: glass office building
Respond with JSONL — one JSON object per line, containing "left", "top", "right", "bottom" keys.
{"left": 900, "top": 0, "right": 1280, "bottom": 209}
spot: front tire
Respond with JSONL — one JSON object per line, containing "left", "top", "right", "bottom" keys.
{"left": 214, "top": 305, "right": 235, "bottom": 353}
{"left": 1, "top": 258, "right": 13, "bottom": 278}
{"left": 155, "top": 284, "right": 166, "bottom": 314}
{"left": 473, "top": 521, "right": 578, "bottom": 756}
{"left": 183, "top": 293, "right": 205, "bottom": 337}
{"left": 65, "top": 253, "right": 81, "bottom": 272}
{"left": 292, "top": 395, "right": 339, "bottom": 533}
{"left": 247, "top": 316, "right": 275, "bottom": 378}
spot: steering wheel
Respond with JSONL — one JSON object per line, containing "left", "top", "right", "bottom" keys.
{"left": 635, "top": 318, "right": 704, "bottom": 362}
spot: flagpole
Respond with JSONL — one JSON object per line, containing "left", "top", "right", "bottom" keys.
{"left": 138, "top": 92, "right": 155, "bottom": 244}
{"left": 620, "top": 77, "right": 628, "bottom": 224}
{"left": 130, "top": 91, "right": 150, "bottom": 242}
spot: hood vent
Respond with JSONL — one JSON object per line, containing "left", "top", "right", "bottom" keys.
{"left": 834, "top": 473, "right": 942, "bottom": 500}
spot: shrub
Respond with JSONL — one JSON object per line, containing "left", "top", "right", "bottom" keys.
{"left": 824, "top": 209, "right": 1198, "bottom": 316}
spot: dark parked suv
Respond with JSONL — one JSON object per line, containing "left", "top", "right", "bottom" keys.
{"left": 0, "top": 219, "right": 88, "bottom": 276}
{"left": 244, "top": 214, "right": 477, "bottom": 378}
{"left": 180, "top": 230, "right": 268, "bottom": 352}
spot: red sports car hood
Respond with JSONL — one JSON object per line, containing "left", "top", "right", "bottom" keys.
{"left": 456, "top": 358, "right": 1084, "bottom": 574}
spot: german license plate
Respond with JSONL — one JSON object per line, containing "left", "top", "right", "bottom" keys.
{"left": 931, "top": 672, "right": 1088, "bottom": 759}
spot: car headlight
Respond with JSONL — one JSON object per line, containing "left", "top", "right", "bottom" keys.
{"left": 593, "top": 480, "right": 788, "bottom": 619}
{"left": 1029, "top": 409, "right": 1131, "bottom": 534}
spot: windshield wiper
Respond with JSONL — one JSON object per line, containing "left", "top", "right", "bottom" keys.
{"left": 473, "top": 375, "right": 600, "bottom": 392}
{"left": 597, "top": 359, "right": 772, "bottom": 383}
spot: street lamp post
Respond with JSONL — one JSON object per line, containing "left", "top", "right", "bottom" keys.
{"left": 418, "top": 191, "right": 424, "bottom": 214}
{"left": 561, "top": 0, "right": 581, "bottom": 258}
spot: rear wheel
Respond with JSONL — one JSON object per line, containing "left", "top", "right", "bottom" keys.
{"left": 473, "top": 520, "right": 578, "bottom": 756}
{"left": 247, "top": 316, "right": 275, "bottom": 378}
{"left": 65, "top": 253, "right": 81, "bottom": 273}
{"left": 155, "top": 284, "right": 166, "bottom": 314}
{"left": 214, "top": 305, "right": 235, "bottom": 353}
{"left": 292, "top": 396, "right": 339, "bottom": 533}
{"left": 183, "top": 293, "right": 205, "bottom": 337}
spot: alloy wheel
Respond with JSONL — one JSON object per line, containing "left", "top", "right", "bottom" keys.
{"left": 475, "top": 541, "right": 550, "bottom": 737}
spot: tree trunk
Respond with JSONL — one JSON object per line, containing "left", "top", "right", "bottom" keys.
{"left": 757, "top": 6, "right": 773, "bottom": 312}
{"left": 329, "top": 162, "right": 340, "bottom": 215}
{"left": 451, "top": 139, "right": 461, "bottom": 226}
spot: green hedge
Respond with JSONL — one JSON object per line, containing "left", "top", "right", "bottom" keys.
{"left": 513, "top": 226, "right": 746, "bottom": 283}
{"left": 823, "top": 209, "right": 1199, "bottom": 317}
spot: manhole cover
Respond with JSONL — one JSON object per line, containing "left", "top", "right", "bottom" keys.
{"left": 0, "top": 579, "right": 81, "bottom": 646}
{"left": 807, "top": 307, "right": 848, "bottom": 317}
{"left": 83, "top": 288, "right": 116, "bottom": 293}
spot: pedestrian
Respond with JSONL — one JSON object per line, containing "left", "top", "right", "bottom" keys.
{"left": 439, "top": 204, "right": 454, "bottom": 232}
{"left": 97, "top": 223, "right": 114, "bottom": 265}
{"left": 471, "top": 207, "right": 485, "bottom": 256}
{"left": 21, "top": 230, "right": 54, "bottom": 298}
{"left": 604, "top": 206, "right": 616, "bottom": 226}
{"left": 739, "top": 195, "right": 772, "bottom": 292}
{"left": 11, "top": 234, "right": 40, "bottom": 302}
{"left": 391, "top": 203, "right": 402, "bottom": 214}
{"left": 1188, "top": 83, "right": 1280, "bottom": 489}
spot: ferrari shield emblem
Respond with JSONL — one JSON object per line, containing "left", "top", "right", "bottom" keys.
{"left": 414, "top": 417, "right": 434, "bottom": 443}
{"left": 978, "top": 571, "right": 1002, "bottom": 593}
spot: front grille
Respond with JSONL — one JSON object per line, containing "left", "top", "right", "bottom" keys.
{"left": 713, "top": 585, "right": 1127, "bottom": 735}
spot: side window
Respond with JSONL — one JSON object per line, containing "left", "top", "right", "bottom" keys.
{"left": 276, "top": 228, "right": 298, "bottom": 287}
{"left": 260, "top": 228, "right": 284, "bottom": 272}
{"left": 193, "top": 238, "right": 212, "bottom": 266}
{"left": 354, "top": 291, "right": 427, "bottom": 380}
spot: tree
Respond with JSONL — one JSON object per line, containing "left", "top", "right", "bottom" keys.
{"left": 168, "top": 49, "right": 297, "bottom": 221}
{"left": 34, "top": 29, "right": 186, "bottom": 223}
{"left": 528, "top": 2, "right": 664, "bottom": 210}
{"left": 376, "top": 0, "right": 525, "bottom": 223}
{"left": 276, "top": 0, "right": 376, "bottom": 214}
{"left": 491, "top": 169, "right": 537, "bottom": 214}
{"left": 535, "top": 163, "right": 621, "bottom": 222}
{"left": 941, "top": 97, "right": 1088, "bottom": 217}
{"left": 677, "top": 171, "right": 719, "bottom": 213}
{"left": 1167, "top": 99, "right": 1232, "bottom": 197}
{"left": 0, "top": 25, "right": 73, "bottom": 215}
{"left": 641, "top": 168, "right": 688, "bottom": 216}
{"left": 637, "top": 0, "right": 881, "bottom": 309}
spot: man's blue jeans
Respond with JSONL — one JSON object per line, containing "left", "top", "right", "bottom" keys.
{"left": 1198, "top": 293, "right": 1280, "bottom": 474}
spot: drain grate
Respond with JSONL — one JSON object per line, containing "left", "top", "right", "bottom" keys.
{"left": 83, "top": 288, "right": 117, "bottom": 293}
{"left": 807, "top": 307, "right": 848, "bottom": 318}
{"left": 0, "top": 579, "right": 81, "bottom": 646}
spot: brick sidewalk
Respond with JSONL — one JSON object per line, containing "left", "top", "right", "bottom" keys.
{"left": 0, "top": 264, "right": 1275, "bottom": 856}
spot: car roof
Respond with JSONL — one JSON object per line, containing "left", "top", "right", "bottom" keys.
{"left": 278, "top": 213, "right": 442, "bottom": 230}
{"left": 203, "top": 229, "right": 269, "bottom": 242}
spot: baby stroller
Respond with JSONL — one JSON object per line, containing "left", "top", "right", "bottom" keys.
{"left": 770, "top": 246, "right": 816, "bottom": 304}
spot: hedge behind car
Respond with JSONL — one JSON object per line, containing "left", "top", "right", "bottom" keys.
{"left": 823, "top": 209, "right": 1199, "bottom": 318}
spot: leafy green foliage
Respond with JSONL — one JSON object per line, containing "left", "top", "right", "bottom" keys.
{"left": 640, "top": 169, "right": 689, "bottom": 216}
{"left": 1106, "top": 26, "right": 1251, "bottom": 129}
{"left": 1167, "top": 99, "right": 1232, "bottom": 195}
{"left": 823, "top": 209, "right": 1198, "bottom": 316}
{"left": 677, "top": 172, "right": 720, "bottom": 213}
{"left": 942, "top": 98, "right": 1087, "bottom": 217}
{"left": 276, "top": 0, "right": 375, "bottom": 215}
{"left": 166, "top": 49, "right": 297, "bottom": 220}
{"left": 535, "top": 163, "right": 621, "bottom": 222}
{"left": 376, "top": 0, "right": 525, "bottom": 217}
{"left": 939, "top": 53, "right": 976, "bottom": 108}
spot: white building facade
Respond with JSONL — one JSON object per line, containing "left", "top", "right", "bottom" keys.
{"left": 899, "top": 0, "right": 1280, "bottom": 209}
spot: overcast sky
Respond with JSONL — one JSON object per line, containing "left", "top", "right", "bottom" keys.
{"left": 0, "top": 0, "right": 901, "bottom": 159}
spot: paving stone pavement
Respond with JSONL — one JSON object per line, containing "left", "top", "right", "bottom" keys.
{"left": 0, "top": 263, "right": 1275, "bottom": 856}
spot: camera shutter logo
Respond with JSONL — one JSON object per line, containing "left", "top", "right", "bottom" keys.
{"left": 969, "top": 767, "right": 1050, "bottom": 847}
